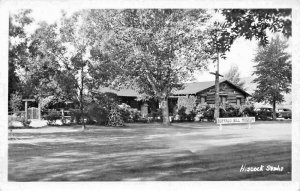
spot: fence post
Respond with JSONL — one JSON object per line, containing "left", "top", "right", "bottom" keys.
{"left": 25, "top": 101, "right": 28, "bottom": 121}
{"left": 38, "top": 102, "right": 41, "bottom": 120}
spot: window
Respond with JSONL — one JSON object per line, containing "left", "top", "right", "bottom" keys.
{"left": 200, "top": 96, "right": 206, "bottom": 104}
{"left": 236, "top": 98, "right": 241, "bottom": 106}
{"left": 220, "top": 96, "right": 227, "bottom": 104}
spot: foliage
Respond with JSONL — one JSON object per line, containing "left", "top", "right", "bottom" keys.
{"left": 104, "top": 9, "right": 214, "bottom": 125}
{"left": 44, "top": 111, "right": 61, "bottom": 125}
{"left": 177, "top": 96, "right": 197, "bottom": 114}
{"left": 118, "top": 103, "right": 142, "bottom": 122}
{"left": 176, "top": 106, "right": 196, "bottom": 122}
{"left": 69, "top": 109, "right": 83, "bottom": 124}
{"left": 223, "top": 65, "right": 245, "bottom": 89}
{"left": 221, "top": 9, "right": 291, "bottom": 46}
{"left": 17, "top": 117, "right": 32, "bottom": 128}
{"left": 9, "top": 10, "right": 33, "bottom": 101}
{"left": 9, "top": 91, "right": 23, "bottom": 112}
{"left": 241, "top": 104, "right": 256, "bottom": 117}
{"left": 150, "top": 108, "right": 163, "bottom": 121}
{"left": 86, "top": 103, "right": 109, "bottom": 125}
{"left": 252, "top": 35, "right": 291, "bottom": 120}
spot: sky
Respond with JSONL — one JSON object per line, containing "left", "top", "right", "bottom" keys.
{"left": 26, "top": 8, "right": 260, "bottom": 82}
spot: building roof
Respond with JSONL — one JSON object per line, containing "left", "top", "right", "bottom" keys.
{"left": 98, "top": 79, "right": 250, "bottom": 97}
{"left": 99, "top": 86, "right": 140, "bottom": 97}
{"left": 172, "top": 80, "right": 216, "bottom": 95}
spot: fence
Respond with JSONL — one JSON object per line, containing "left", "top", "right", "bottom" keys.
{"left": 8, "top": 107, "right": 40, "bottom": 120}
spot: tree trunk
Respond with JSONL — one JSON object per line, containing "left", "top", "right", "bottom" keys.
{"left": 80, "top": 66, "right": 86, "bottom": 130}
{"left": 160, "top": 98, "right": 170, "bottom": 126}
{"left": 272, "top": 100, "right": 277, "bottom": 121}
{"left": 214, "top": 51, "right": 220, "bottom": 121}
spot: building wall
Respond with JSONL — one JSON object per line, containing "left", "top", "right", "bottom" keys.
{"left": 196, "top": 82, "right": 246, "bottom": 105}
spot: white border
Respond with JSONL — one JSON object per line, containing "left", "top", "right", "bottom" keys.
{"left": 1, "top": 0, "right": 300, "bottom": 190}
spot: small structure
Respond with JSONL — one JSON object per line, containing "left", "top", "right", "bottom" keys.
{"left": 22, "top": 99, "right": 36, "bottom": 121}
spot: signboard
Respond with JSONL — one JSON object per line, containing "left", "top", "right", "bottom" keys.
{"left": 22, "top": 99, "right": 35, "bottom": 102}
{"left": 217, "top": 117, "right": 255, "bottom": 124}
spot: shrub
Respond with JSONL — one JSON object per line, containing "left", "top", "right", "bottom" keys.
{"left": 177, "top": 96, "right": 197, "bottom": 114}
{"left": 177, "top": 106, "right": 187, "bottom": 121}
{"left": 241, "top": 104, "right": 257, "bottom": 117}
{"left": 18, "top": 118, "right": 32, "bottom": 127}
{"left": 69, "top": 109, "right": 82, "bottom": 123}
{"left": 86, "top": 104, "right": 109, "bottom": 125}
{"left": 9, "top": 92, "right": 23, "bottom": 112}
{"left": 44, "top": 111, "right": 61, "bottom": 125}
{"left": 118, "top": 103, "right": 142, "bottom": 123}
{"left": 186, "top": 110, "right": 197, "bottom": 121}
{"left": 203, "top": 108, "right": 214, "bottom": 121}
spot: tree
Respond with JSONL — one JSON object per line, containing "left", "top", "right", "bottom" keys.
{"left": 59, "top": 10, "right": 117, "bottom": 129}
{"left": 221, "top": 9, "right": 291, "bottom": 46}
{"left": 105, "top": 9, "right": 213, "bottom": 125}
{"left": 206, "top": 9, "right": 291, "bottom": 119}
{"left": 8, "top": 10, "right": 33, "bottom": 109}
{"left": 252, "top": 35, "right": 291, "bottom": 120}
{"left": 223, "top": 65, "right": 245, "bottom": 89}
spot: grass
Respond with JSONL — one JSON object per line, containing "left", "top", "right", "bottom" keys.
{"left": 8, "top": 120, "right": 291, "bottom": 181}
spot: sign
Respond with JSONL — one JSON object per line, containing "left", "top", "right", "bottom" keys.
{"left": 217, "top": 117, "right": 255, "bottom": 124}
{"left": 22, "top": 99, "right": 35, "bottom": 102}
{"left": 216, "top": 117, "right": 255, "bottom": 130}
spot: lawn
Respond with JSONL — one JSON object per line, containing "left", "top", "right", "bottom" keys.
{"left": 8, "top": 121, "right": 291, "bottom": 181}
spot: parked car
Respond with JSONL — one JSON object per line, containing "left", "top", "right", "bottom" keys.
{"left": 255, "top": 107, "right": 274, "bottom": 120}
{"left": 277, "top": 108, "right": 292, "bottom": 119}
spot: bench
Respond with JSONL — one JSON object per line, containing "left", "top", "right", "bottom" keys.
{"left": 216, "top": 117, "right": 255, "bottom": 130}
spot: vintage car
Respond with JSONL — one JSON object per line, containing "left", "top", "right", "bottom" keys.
{"left": 277, "top": 108, "right": 292, "bottom": 119}
{"left": 255, "top": 107, "right": 273, "bottom": 120}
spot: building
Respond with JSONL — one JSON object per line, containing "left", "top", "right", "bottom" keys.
{"left": 99, "top": 80, "right": 251, "bottom": 116}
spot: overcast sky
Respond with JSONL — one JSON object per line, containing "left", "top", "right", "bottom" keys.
{"left": 27, "top": 8, "right": 260, "bottom": 82}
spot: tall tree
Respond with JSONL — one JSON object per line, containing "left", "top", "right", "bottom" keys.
{"left": 252, "top": 35, "right": 291, "bottom": 120}
{"left": 8, "top": 10, "right": 33, "bottom": 110}
{"left": 105, "top": 9, "right": 213, "bottom": 125}
{"left": 223, "top": 65, "right": 245, "bottom": 89}
{"left": 59, "top": 11, "right": 116, "bottom": 129}
{"left": 59, "top": 12, "right": 92, "bottom": 130}
{"left": 26, "top": 22, "right": 75, "bottom": 99}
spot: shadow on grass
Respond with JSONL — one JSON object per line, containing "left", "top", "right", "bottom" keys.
{"left": 9, "top": 138, "right": 291, "bottom": 181}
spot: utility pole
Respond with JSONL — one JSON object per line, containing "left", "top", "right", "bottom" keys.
{"left": 209, "top": 51, "right": 223, "bottom": 121}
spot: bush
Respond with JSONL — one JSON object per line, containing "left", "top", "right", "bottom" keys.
{"left": 44, "top": 111, "right": 61, "bottom": 125}
{"left": 9, "top": 92, "right": 23, "bottom": 112}
{"left": 177, "top": 106, "right": 187, "bottom": 121}
{"left": 69, "top": 109, "right": 82, "bottom": 123}
{"left": 8, "top": 115, "right": 31, "bottom": 129}
{"left": 86, "top": 104, "right": 109, "bottom": 125}
{"left": 118, "top": 103, "right": 142, "bottom": 123}
{"left": 241, "top": 104, "right": 257, "bottom": 117}
{"left": 150, "top": 108, "right": 163, "bottom": 120}
{"left": 203, "top": 108, "right": 214, "bottom": 121}
{"left": 18, "top": 118, "right": 32, "bottom": 127}
{"left": 186, "top": 110, "right": 196, "bottom": 121}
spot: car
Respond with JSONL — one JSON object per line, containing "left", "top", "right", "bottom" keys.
{"left": 277, "top": 108, "right": 292, "bottom": 119}
{"left": 255, "top": 107, "right": 273, "bottom": 120}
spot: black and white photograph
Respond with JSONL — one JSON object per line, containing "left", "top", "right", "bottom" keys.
{"left": 1, "top": 0, "right": 300, "bottom": 190}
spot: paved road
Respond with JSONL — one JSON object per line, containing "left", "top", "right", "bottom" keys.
{"left": 8, "top": 121, "right": 291, "bottom": 181}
